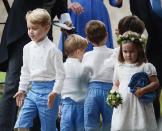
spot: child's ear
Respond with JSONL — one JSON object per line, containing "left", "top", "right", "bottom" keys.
{"left": 76, "top": 49, "right": 80, "bottom": 55}
{"left": 45, "top": 25, "right": 50, "bottom": 32}
{"left": 105, "top": 32, "right": 108, "bottom": 39}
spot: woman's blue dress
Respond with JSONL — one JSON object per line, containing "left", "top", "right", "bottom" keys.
{"left": 58, "top": 0, "right": 122, "bottom": 52}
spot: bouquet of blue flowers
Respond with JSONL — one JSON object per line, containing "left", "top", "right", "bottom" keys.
{"left": 106, "top": 89, "right": 123, "bottom": 108}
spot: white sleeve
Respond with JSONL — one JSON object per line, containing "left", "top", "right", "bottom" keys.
{"left": 18, "top": 46, "right": 30, "bottom": 92}
{"left": 144, "top": 63, "right": 157, "bottom": 76}
{"left": 104, "top": 47, "right": 120, "bottom": 69}
{"left": 113, "top": 64, "right": 119, "bottom": 83}
{"left": 82, "top": 54, "right": 93, "bottom": 81}
{"left": 52, "top": 50, "right": 65, "bottom": 94}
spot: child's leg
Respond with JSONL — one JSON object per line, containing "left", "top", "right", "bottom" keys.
{"left": 18, "top": 128, "right": 29, "bottom": 131}
{"left": 101, "top": 83, "right": 113, "bottom": 131}
{"left": 75, "top": 103, "right": 85, "bottom": 131}
{"left": 60, "top": 98, "right": 75, "bottom": 131}
{"left": 84, "top": 85, "right": 100, "bottom": 131}
{"left": 38, "top": 94, "right": 60, "bottom": 131}
{"left": 101, "top": 97, "right": 113, "bottom": 131}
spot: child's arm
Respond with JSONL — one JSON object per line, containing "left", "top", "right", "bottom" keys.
{"left": 112, "top": 79, "right": 120, "bottom": 91}
{"left": 48, "top": 50, "right": 65, "bottom": 109}
{"left": 18, "top": 46, "right": 30, "bottom": 93}
{"left": 134, "top": 75, "right": 159, "bottom": 98}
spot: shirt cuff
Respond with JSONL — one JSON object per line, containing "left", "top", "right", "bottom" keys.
{"left": 18, "top": 86, "right": 29, "bottom": 93}
{"left": 59, "top": 13, "right": 71, "bottom": 23}
{"left": 18, "top": 82, "right": 31, "bottom": 93}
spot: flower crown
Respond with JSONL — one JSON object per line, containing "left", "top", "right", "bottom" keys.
{"left": 117, "top": 31, "right": 147, "bottom": 45}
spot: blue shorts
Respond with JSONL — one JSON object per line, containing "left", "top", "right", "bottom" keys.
{"left": 61, "top": 98, "right": 85, "bottom": 131}
{"left": 84, "top": 81, "right": 113, "bottom": 131}
{"left": 14, "top": 81, "right": 60, "bottom": 131}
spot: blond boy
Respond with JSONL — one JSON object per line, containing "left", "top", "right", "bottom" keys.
{"left": 14, "top": 8, "right": 64, "bottom": 131}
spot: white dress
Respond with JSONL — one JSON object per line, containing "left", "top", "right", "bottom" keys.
{"left": 111, "top": 62, "right": 158, "bottom": 131}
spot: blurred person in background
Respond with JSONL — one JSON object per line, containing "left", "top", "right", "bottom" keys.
{"left": 129, "top": 0, "right": 162, "bottom": 122}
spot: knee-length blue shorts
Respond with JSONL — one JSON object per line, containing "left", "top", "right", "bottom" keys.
{"left": 14, "top": 81, "right": 60, "bottom": 131}
{"left": 84, "top": 81, "right": 113, "bottom": 131}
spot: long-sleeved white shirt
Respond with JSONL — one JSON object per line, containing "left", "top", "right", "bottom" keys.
{"left": 61, "top": 58, "right": 88, "bottom": 102}
{"left": 82, "top": 45, "right": 114, "bottom": 83}
{"left": 19, "top": 37, "right": 65, "bottom": 93}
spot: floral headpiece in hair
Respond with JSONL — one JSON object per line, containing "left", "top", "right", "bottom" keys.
{"left": 117, "top": 31, "right": 147, "bottom": 45}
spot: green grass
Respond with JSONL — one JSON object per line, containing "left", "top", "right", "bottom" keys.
{"left": 0, "top": 72, "right": 6, "bottom": 82}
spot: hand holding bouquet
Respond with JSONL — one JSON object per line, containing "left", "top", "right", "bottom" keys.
{"left": 106, "top": 89, "right": 123, "bottom": 108}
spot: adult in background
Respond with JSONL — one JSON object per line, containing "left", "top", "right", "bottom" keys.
{"left": 0, "top": 0, "right": 71, "bottom": 131}
{"left": 129, "top": 0, "right": 162, "bottom": 121}
{"left": 59, "top": 0, "right": 123, "bottom": 52}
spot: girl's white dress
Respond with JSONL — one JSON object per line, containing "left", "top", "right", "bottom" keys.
{"left": 111, "top": 62, "right": 157, "bottom": 131}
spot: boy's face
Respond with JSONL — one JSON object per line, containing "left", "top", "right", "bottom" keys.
{"left": 27, "top": 20, "right": 49, "bottom": 43}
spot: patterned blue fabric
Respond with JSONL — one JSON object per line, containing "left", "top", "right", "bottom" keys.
{"left": 60, "top": 98, "right": 85, "bottom": 131}
{"left": 128, "top": 72, "right": 156, "bottom": 103}
{"left": 84, "top": 82, "right": 113, "bottom": 131}
{"left": 14, "top": 81, "right": 60, "bottom": 130}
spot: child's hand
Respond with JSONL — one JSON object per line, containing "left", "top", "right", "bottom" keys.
{"left": 13, "top": 90, "right": 26, "bottom": 108}
{"left": 133, "top": 86, "right": 144, "bottom": 98}
{"left": 48, "top": 92, "right": 58, "bottom": 109}
{"left": 113, "top": 86, "right": 119, "bottom": 92}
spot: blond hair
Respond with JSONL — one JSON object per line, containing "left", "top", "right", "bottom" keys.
{"left": 26, "top": 8, "right": 51, "bottom": 26}
{"left": 64, "top": 34, "right": 88, "bottom": 56}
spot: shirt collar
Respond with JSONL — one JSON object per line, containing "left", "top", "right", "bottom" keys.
{"left": 66, "top": 58, "right": 80, "bottom": 63}
{"left": 93, "top": 45, "right": 107, "bottom": 50}
{"left": 33, "top": 37, "right": 49, "bottom": 47}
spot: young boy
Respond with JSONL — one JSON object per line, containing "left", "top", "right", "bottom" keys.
{"left": 49, "top": 34, "right": 88, "bottom": 131}
{"left": 13, "top": 8, "right": 64, "bottom": 131}
{"left": 82, "top": 20, "right": 114, "bottom": 131}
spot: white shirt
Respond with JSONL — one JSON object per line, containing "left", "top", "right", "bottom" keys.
{"left": 82, "top": 45, "right": 114, "bottom": 83}
{"left": 19, "top": 37, "right": 65, "bottom": 93}
{"left": 61, "top": 58, "right": 88, "bottom": 102}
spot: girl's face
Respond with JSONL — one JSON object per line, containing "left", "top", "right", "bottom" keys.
{"left": 27, "top": 20, "right": 49, "bottom": 43}
{"left": 122, "top": 42, "right": 138, "bottom": 64}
